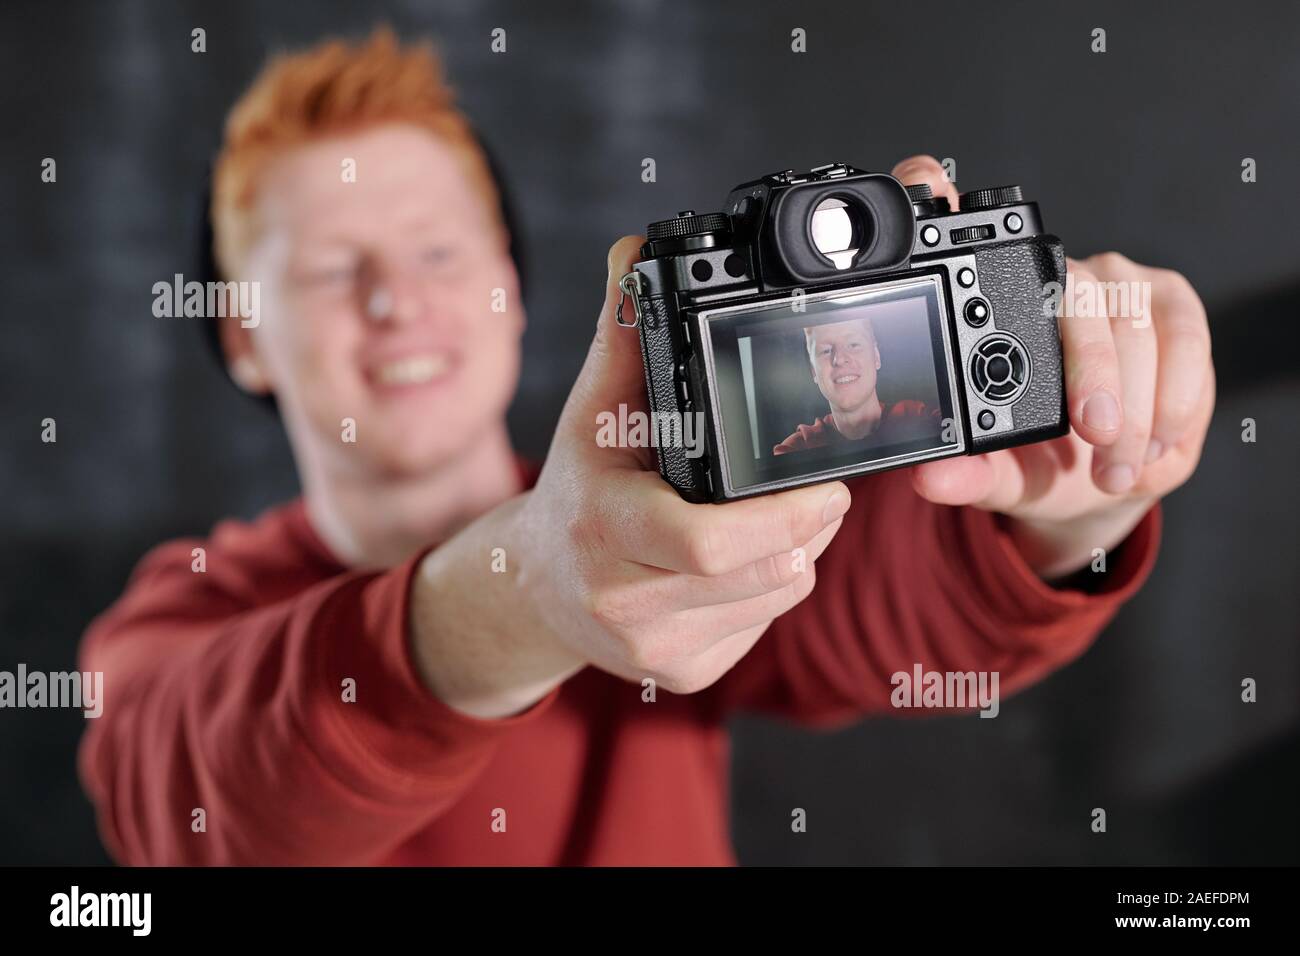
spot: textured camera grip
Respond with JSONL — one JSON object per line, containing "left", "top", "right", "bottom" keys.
{"left": 972, "top": 237, "right": 1070, "bottom": 450}
{"left": 637, "top": 297, "right": 708, "bottom": 499}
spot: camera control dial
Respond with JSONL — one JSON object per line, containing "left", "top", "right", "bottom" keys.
{"left": 646, "top": 210, "right": 731, "bottom": 242}
{"left": 907, "top": 182, "right": 952, "bottom": 217}
{"left": 960, "top": 185, "right": 1024, "bottom": 211}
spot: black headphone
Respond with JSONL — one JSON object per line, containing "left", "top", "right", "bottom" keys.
{"left": 195, "top": 130, "right": 526, "bottom": 408}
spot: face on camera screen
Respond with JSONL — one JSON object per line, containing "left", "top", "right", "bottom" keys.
{"left": 703, "top": 276, "right": 962, "bottom": 494}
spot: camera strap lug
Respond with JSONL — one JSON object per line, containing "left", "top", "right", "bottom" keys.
{"left": 616, "top": 272, "right": 644, "bottom": 328}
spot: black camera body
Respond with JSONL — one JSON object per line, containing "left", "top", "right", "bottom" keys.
{"left": 622, "top": 162, "right": 1069, "bottom": 502}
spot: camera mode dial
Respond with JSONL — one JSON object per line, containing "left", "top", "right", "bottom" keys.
{"left": 646, "top": 210, "right": 731, "bottom": 242}
{"left": 906, "top": 182, "right": 951, "bottom": 216}
{"left": 960, "top": 185, "right": 1024, "bottom": 211}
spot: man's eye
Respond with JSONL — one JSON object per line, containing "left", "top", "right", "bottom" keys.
{"left": 301, "top": 265, "right": 357, "bottom": 285}
{"left": 422, "top": 246, "right": 456, "bottom": 266}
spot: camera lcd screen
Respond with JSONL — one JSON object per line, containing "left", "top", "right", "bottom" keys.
{"left": 701, "top": 275, "right": 962, "bottom": 494}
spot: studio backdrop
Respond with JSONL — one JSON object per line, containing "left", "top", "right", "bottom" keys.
{"left": 1, "top": 0, "right": 1297, "bottom": 864}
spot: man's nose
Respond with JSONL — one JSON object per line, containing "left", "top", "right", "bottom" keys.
{"left": 361, "top": 266, "right": 426, "bottom": 326}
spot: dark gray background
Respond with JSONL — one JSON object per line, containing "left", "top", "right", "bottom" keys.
{"left": 1, "top": 0, "right": 1297, "bottom": 864}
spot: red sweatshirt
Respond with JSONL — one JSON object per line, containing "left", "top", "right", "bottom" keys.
{"left": 773, "top": 400, "right": 937, "bottom": 456}
{"left": 78, "top": 463, "right": 1159, "bottom": 866}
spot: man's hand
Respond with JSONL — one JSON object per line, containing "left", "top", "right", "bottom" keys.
{"left": 512, "top": 236, "right": 850, "bottom": 691}
{"left": 411, "top": 237, "right": 850, "bottom": 716}
{"left": 891, "top": 155, "right": 1215, "bottom": 579}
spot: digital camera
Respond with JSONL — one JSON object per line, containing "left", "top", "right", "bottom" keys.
{"left": 619, "top": 162, "right": 1069, "bottom": 503}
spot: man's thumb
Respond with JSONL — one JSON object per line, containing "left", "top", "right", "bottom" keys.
{"left": 564, "top": 235, "right": 650, "bottom": 430}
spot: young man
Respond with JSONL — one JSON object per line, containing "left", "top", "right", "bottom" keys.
{"left": 774, "top": 316, "right": 939, "bottom": 455}
{"left": 79, "top": 30, "right": 1214, "bottom": 865}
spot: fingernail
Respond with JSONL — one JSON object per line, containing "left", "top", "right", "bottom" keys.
{"left": 1098, "top": 464, "right": 1136, "bottom": 494}
{"left": 1082, "top": 391, "right": 1121, "bottom": 433}
{"left": 1144, "top": 440, "right": 1164, "bottom": 463}
{"left": 822, "top": 490, "right": 851, "bottom": 524}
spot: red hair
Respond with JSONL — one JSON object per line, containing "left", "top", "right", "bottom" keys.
{"left": 211, "top": 26, "right": 500, "bottom": 276}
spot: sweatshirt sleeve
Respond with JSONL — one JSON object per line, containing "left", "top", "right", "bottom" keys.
{"left": 77, "top": 525, "right": 558, "bottom": 866}
{"left": 700, "top": 470, "right": 1161, "bottom": 726}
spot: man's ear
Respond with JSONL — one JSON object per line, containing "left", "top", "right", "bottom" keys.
{"left": 217, "top": 313, "right": 272, "bottom": 395}
{"left": 873, "top": 343, "right": 882, "bottom": 370}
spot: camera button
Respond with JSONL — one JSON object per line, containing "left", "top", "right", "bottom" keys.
{"left": 921, "top": 224, "right": 941, "bottom": 247}
{"left": 977, "top": 410, "right": 996, "bottom": 430}
{"left": 964, "top": 297, "right": 991, "bottom": 327}
{"left": 957, "top": 267, "right": 976, "bottom": 288}
{"left": 1004, "top": 212, "right": 1024, "bottom": 233}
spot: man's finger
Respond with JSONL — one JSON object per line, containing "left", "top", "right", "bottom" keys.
{"left": 669, "top": 564, "right": 819, "bottom": 650}
{"left": 1060, "top": 260, "right": 1124, "bottom": 447}
{"left": 1148, "top": 269, "right": 1212, "bottom": 460}
{"left": 910, "top": 456, "right": 993, "bottom": 507}
{"left": 890, "top": 154, "right": 959, "bottom": 209}
{"left": 909, "top": 453, "right": 1027, "bottom": 513}
{"left": 674, "top": 514, "right": 843, "bottom": 607}
{"left": 1090, "top": 276, "right": 1158, "bottom": 494}
{"left": 556, "top": 235, "right": 648, "bottom": 461}
{"left": 671, "top": 623, "right": 771, "bottom": 692}
{"left": 597, "top": 470, "right": 851, "bottom": 576}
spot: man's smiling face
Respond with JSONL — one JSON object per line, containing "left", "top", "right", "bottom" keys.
{"left": 233, "top": 123, "right": 524, "bottom": 479}
{"left": 808, "top": 317, "right": 881, "bottom": 413}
